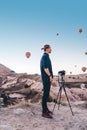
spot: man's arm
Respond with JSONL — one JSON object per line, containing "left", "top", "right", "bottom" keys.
{"left": 44, "top": 68, "right": 53, "bottom": 82}
{"left": 44, "top": 68, "right": 51, "bottom": 76}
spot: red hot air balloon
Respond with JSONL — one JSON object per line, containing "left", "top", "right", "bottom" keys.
{"left": 82, "top": 67, "right": 86, "bottom": 72}
{"left": 25, "top": 52, "right": 31, "bottom": 58}
{"left": 78, "top": 28, "right": 82, "bottom": 33}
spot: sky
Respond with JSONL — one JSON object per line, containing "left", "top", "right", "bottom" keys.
{"left": 0, "top": 0, "right": 87, "bottom": 75}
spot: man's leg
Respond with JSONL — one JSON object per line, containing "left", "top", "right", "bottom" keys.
{"left": 42, "top": 82, "right": 53, "bottom": 118}
{"left": 42, "top": 82, "right": 51, "bottom": 113}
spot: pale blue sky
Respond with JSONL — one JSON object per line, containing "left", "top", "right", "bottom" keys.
{"left": 0, "top": 0, "right": 87, "bottom": 75}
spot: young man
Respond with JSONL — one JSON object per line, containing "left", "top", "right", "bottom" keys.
{"left": 40, "top": 44, "right": 53, "bottom": 119}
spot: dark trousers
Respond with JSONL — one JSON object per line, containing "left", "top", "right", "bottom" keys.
{"left": 42, "top": 81, "right": 51, "bottom": 113}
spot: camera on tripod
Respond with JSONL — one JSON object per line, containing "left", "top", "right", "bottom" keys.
{"left": 58, "top": 70, "right": 66, "bottom": 82}
{"left": 52, "top": 70, "right": 74, "bottom": 116}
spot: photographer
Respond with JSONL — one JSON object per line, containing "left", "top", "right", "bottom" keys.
{"left": 40, "top": 44, "right": 53, "bottom": 119}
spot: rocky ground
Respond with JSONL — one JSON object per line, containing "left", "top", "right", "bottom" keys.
{"left": 0, "top": 101, "right": 87, "bottom": 130}
{"left": 0, "top": 64, "right": 87, "bottom": 130}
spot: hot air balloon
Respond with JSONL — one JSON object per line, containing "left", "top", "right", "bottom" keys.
{"left": 56, "top": 33, "right": 59, "bottom": 36}
{"left": 81, "top": 67, "right": 86, "bottom": 72}
{"left": 70, "top": 72, "right": 72, "bottom": 74}
{"left": 74, "top": 65, "right": 77, "bottom": 67}
{"left": 25, "top": 52, "right": 31, "bottom": 58}
{"left": 85, "top": 52, "right": 87, "bottom": 55}
{"left": 78, "top": 28, "right": 82, "bottom": 33}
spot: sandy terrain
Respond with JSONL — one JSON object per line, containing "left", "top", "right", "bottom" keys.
{"left": 0, "top": 102, "right": 87, "bottom": 130}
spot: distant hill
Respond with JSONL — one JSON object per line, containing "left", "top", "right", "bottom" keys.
{"left": 0, "top": 63, "right": 14, "bottom": 75}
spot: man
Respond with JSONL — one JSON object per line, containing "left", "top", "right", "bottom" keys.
{"left": 40, "top": 44, "right": 53, "bottom": 119}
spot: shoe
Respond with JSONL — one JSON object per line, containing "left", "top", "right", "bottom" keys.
{"left": 42, "top": 112, "right": 53, "bottom": 119}
{"left": 47, "top": 110, "right": 53, "bottom": 115}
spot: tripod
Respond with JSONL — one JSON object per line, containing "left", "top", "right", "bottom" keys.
{"left": 52, "top": 71, "right": 74, "bottom": 116}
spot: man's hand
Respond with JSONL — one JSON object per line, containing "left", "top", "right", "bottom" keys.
{"left": 49, "top": 76, "right": 53, "bottom": 82}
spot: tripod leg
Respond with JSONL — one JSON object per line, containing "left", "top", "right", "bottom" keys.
{"left": 52, "top": 87, "right": 61, "bottom": 113}
{"left": 58, "top": 88, "right": 62, "bottom": 110}
{"left": 63, "top": 87, "right": 74, "bottom": 116}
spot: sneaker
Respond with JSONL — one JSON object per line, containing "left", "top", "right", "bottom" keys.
{"left": 42, "top": 112, "right": 53, "bottom": 119}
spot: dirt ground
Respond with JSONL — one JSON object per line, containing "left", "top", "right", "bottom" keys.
{"left": 0, "top": 102, "right": 87, "bottom": 130}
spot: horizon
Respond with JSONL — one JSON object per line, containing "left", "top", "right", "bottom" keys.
{"left": 0, "top": 0, "right": 87, "bottom": 75}
{"left": 0, "top": 63, "right": 87, "bottom": 76}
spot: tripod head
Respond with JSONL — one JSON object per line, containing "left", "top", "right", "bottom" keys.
{"left": 58, "top": 70, "right": 66, "bottom": 83}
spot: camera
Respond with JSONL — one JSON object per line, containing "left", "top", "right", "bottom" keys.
{"left": 58, "top": 70, "right": 66, "bottom": 82}
{"left": 58, "top": 70, "right": 65, "bottom": 76}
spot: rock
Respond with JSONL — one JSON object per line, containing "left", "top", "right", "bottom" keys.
{"left": 0, "top": 68, "right": 87, "bottom": 107}
{"left": 0, "top": 64, "right": 11, "bottom": 76}
{"left": 70, "top": 88, "right": 87, "bottom": 100}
